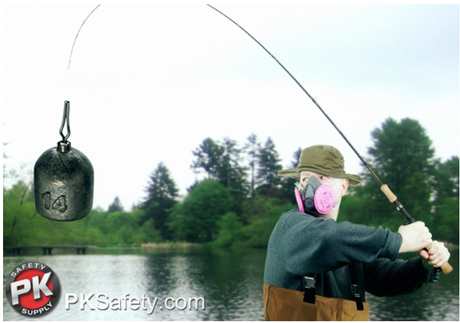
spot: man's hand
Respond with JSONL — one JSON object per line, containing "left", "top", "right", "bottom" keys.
{"left": 398, "top": 221, "right": 432, "bottom": 253}
{"left": 419, "top": 241, "right": 451, "bottom": 268}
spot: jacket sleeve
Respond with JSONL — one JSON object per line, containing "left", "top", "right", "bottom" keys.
{"left": 363, "top": 257, "right": 428, "bottom": 296}
{"left": 281, "top": 210, "right": 402, "bottom": 276}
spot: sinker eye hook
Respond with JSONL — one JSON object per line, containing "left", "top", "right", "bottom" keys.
{"left": 58, "top": 101, "right": 72, "bottom": 153}
{"left": 59, "top": 100, "right": 71, "bottom": 142}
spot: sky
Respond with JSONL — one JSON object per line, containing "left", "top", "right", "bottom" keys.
{"left": 2, "top": 3, "right": 459, "bottom": 211}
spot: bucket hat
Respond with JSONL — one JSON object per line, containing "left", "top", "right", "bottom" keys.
{"left": 278, "top": 145, "right": 363, "bottom": 186}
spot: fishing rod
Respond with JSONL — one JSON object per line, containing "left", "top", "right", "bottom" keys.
{"left": 207, "top": 4, "right": 452, "bottom": 274}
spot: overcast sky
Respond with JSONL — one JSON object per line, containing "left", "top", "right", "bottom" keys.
{"left": 2, "top": 3, "right": 459, "bottom": 211}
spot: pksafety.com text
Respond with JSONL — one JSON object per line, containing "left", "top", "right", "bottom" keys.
{"left": 65, "top": 293, "right": 205, "bottom": 314}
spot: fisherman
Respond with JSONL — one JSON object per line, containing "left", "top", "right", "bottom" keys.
{"left": 263, "top": 144, "right": 451, "bottom": 321}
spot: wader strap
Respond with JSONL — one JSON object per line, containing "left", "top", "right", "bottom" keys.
{"left": 302, "top": 275, "right": 316, "bottom": 304}
{"left": 348, "top": 263, "right": 364, "bottom": 311}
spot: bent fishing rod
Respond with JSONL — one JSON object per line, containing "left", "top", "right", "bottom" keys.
{"left": 207, "top": 4, "right": 452, "bottom": 274}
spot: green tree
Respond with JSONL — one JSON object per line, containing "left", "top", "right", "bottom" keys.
{"left": 192, "top": 138, "right": 247, "bottom": 188}
{"left": 431, "top": 157, "right": 459, "bottom": 241}
{"left": 432, "top": 157, "right": 459, "bottom": 202}
{"left": 86, "top": 208, "right": 110, "bottom": 235}
{"left": 242, "top": 133, "right": 261, "bottom": 198}
{"left": 3, "top": 180, "right": 108, "bottom": 247}
{"left": 218, "top": 137, "right": 248, "bottom": 209}
{"left": 338, "top": 194, "right": 376, "bottom": 226}
{"left": 354, "top": 118, "right": 435, "bottom": 230}
{"left": 191, "top": 138, "right": 225, "bottom": 179}
{"left": 433, "top": 197, "right": 459, "bottom": 243}
{"left": 141, "top": 162, "right": 179, "bottom": 240}
{"left": 105, "top": 211, "right": 140, "bottom": 244}
{"left": 239, "top": 196, "right": 293, "bottom": 247}
{"left": 256, "top": 137, "right": 283, "bottom": 195}
{"left": 108, "top": 196, "right": 124, "bottom": 212}
{"left": 214, "top": 212, "right": 245, "bottom": 247}
{"left": 3, "top": 180, "right": 37, "bottom": 246}
{"left": 168, "top": 179, "right": 233, "bottom": 243}
{"left": 191, "top": 137, "right": 248, "bottom": 212}
{"left": 138, "top": 218, "right": 163, "bottom": 243}
{"left": 279, "top": 147, "right": 302, "bottom": 204}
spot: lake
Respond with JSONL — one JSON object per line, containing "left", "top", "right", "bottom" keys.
{"left": 3, "top": 247, "right": 459, "bottom": 321}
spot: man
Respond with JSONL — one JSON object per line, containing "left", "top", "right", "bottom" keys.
{"left": 263, "top": 145, "right": 450, "bottom": 321}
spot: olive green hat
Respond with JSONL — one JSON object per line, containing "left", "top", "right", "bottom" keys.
{"left": 278, "top": 145, "right": 363, "bottom": 186}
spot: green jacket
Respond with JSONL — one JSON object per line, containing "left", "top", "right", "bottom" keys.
{"left": 264, "top": 209, "right": 432, "bottom": 301}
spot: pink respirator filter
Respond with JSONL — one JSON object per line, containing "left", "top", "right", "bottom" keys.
{"left": 294, "top": 188, "right": 305, "bottom": 213}
{"left": 314, "top": 184, "right": 336, "bottom": 214}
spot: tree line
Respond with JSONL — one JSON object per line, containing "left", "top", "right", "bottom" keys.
{"left": 3, "top": 117, "right": 459, "bottom": 248}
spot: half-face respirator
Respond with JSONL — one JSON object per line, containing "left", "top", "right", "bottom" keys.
{"left": 294, "top": 175, "right": 340, "bottom": 216}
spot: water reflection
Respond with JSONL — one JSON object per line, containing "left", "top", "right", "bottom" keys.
{"left": 3, "top": 248, "right": 266, "bottom": 321}
{"left": 3, "top": 247, "right": 458, "bottom": 321}
{"left": 141, "top": 247, "right": 266, "bottom": 320}
{"left": 181, "top": 247, "right": 266, "bottom": 320}
{"left": 368, "top": 251, "right": 459, "bottom": 321}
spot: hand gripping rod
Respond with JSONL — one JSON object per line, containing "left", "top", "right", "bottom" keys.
{"left": 207, "top": 4, "right": 452, "bottom": 274}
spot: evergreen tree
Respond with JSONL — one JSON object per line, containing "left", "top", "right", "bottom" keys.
{"left": 108, "top": 196, "right": 124, "bottom": 213}
{"left": 256, "top": 137, "right": 283, "bottom": 195}
{"left": 191, "top": 137, "right": 248, "bottom": 209}
{"left": 186, "top": 179, "right": 199, "bottom": 193}
{"left": 242, "top": 133, "right": 260, "bottom": 198}
{"left": 279, "top": 147, "right": 302, "bottom": 204}
{"left": 191, "top": 138, "right": 225, "bottom": 179}
{"left": 141, "top": 162, "right": 179, "bottom": 240}
{"left": 355, "top": 118, "right": 435, "bottom": 229}
{"left": 218, "top": 137, "right": 248, "bottom": 204}
{"left": 432, "top": 156, "right": 459, "bottom": 202}
{"left": 431, "top": 156, "right": 459, "bottom": 241}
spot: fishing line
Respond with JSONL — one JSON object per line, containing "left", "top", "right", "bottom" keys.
{"left": 65, "top": 4, "right": 101, "bottom": 101}
{"left": 207, "top": 5, "right": 380, "bottom": 184}
{"left": 207, "top": 4, "right": 452, "bottom": 274}
{"left": 67, "top": 4, "right": 101, "bottom": 69}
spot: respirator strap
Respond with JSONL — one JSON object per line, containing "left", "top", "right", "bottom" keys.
{"left": 327, "top": 178, "right": 341, "bottom": 209}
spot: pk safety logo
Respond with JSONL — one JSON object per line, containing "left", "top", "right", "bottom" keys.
{"left": 4, "top": 262, "right": 61, "bottom": 317}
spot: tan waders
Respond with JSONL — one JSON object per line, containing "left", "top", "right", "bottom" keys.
{"left": 263, "top": 264, "right": 370, "bottom": 321}
{"left": 263, "top": 284, "right": 370, "bottom": 321}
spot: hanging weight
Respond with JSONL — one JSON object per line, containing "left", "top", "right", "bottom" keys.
{"left": 34, "top": 101, "right": 94, "bottom": 221}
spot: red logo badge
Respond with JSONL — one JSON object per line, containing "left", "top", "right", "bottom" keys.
{"left": 4, "top": 262, "right": 61, "bottom": 317}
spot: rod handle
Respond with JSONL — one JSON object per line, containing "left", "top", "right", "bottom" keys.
{"left": 382, "top": 184, "right": 453, "bottom": 274}
{"left": 426, "top": 242, "right": 453, "bottom": 274}
{"left": 381, "top": 184, "right": 397, "bottom": 203}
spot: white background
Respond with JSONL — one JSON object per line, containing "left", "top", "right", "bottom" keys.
{"left": 2, "top": 3, "right": 458, "bottom": 210}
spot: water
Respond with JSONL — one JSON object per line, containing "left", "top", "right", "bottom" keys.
{"left": 3, "top": 247, "right": 459, "bottom": 321}
{"left": 367, "top": 250, "right": 459, "bottom": 321}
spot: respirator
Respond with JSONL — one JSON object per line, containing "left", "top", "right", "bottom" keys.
{"left": 294, "top": 176, "right": 340, "bottom": 216}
